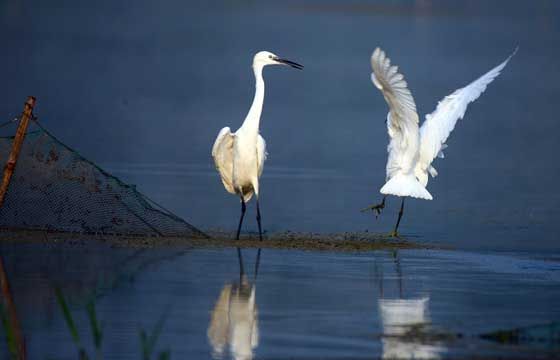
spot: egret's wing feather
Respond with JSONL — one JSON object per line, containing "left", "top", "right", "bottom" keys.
{"left": 419, "top": 49, "right": 516, "bottom": 171}
{"left": 256, "top": 134, "right": 267, "bottom": 177}
{"left": 371, "top": 48, "right": 420, "bottom": 180}
{"left": 371, "top": 47, "right": 419, "bottom": 132}
{"left": 384, "top": 113, "right": 403, "bottom": 180}
{"left": 212, "top": 127, "right": 236, "bottom": 194}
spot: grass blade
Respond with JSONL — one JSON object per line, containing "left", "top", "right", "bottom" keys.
{"left": 55, "top": 287, "right": 90, "bottom": 359}
{"left": 139, "top": 329, "right": 149, "bottom": 360}
{"left": 54, "top": 287, "right": 80, "bottom": 345}
{"left": 158, "top": 350, "right": 170, "bottom": 360}
{"left": 140, "top": 311, "right": 169, "bottom": 360}
{"left": 86, "top": 300, "right": 102, "bottom": 350}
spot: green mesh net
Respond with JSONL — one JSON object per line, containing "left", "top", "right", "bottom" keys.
{"left": 0, "top": 122, "right": 206, "bottom": 237}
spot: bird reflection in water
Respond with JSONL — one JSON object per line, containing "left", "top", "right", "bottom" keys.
{"left": 375, "top": 251, "right": 446, "bottom": 359}
{"left": 208, "top": 248, "right": 261, "bottom": 360}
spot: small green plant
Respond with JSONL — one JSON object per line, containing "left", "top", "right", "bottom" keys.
{"left": 55, "top": 287, "right": 97, "bottom": 359}
{"left": 56, "top": 287, "right": 171, "bottom": 359}
{"left": 86, "top": 301, "right": 103, "bottom": 356}
{"left": 140, "top": 311, "right": 170, "bottom": 360}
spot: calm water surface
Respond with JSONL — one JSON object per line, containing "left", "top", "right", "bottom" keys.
{"left": 2, "top": 243, "right": 560, "bottom": 359}
{"left": 1, "top": 0, "right": 559, "bottom": 250}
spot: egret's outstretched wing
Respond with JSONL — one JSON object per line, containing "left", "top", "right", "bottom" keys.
{"left": 256, "top": 134, "right": 267, "bottom": 177}
{"left": 371, "top": 47, "right": 419, "bottom": 131}
{"left": 418, "top": 49, "right": 516, "bottom": 174}
{"left": 371, "top": 47, "right": 420, "bottom": 180}
{"left": 212, "top": 127, "right": 236, "bottom": 194}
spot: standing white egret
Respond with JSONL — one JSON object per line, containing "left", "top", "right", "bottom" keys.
{"left": 363, "top": 47, "right": 516, "bottom": 236}
{"left": 212, "top": 51, "right": 303, "bottom": 240}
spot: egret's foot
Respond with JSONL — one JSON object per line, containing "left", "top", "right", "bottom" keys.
{"left": 389, "top": 230, "right": 399, "bottom": 238}
{"left": 361, "top": 201, "right": 386, "bottom": 218}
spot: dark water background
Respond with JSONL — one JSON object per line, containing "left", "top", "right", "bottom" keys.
{"left": 1, "top": 2, "right": 560, "bottom": 358}
{"left": 1, "top": 0, "right": 560, "bottom": 251}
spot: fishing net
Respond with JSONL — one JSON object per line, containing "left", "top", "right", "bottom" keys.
{"left": 0, "top": 120, "right": 206, "bottom": 237}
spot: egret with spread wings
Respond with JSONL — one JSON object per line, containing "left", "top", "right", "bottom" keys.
{"left": 363, "top": 47, "right": 516, "bottom": 236}
{"left": 212, "top": 51, "right": 303, "bottom": 240}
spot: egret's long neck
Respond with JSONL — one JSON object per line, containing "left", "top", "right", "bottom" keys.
{"left": 240, "top": 64, "right": 265, "bottom": 135}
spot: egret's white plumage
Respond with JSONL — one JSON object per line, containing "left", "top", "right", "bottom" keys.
{"left": 212, "top": 126, "right": 267, "bottom": 203}
{"left": 212, "top": 51, "right": 302, "bottom": 239}
{"left": 415, "top": 49, "right": 517, "bottom": 187}
{"left": 371, "top": 48, "right": 431, "bottom": 200}
{"left": 370, "top": 47, "right": 516, "bottom": 200}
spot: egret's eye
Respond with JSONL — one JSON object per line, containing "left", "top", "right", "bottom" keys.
{"left": 268, "top": 55, "right": 273, "bottom": 59}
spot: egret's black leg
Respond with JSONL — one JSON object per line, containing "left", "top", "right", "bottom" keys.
{"left": 237, "top": 247, "right": 245, "bottom": 283}
{"left": 391, "top": 198, "right": 405, "bottom": 237}
{"left": 256, "top": 198, "right": 263, "bottom": 241}
{"left": 392, "top": 250, "right": 403, "bottom": 298}
{"left": 236, "top": 199, "right": 246, "bottom": 240}
{"left": 361, "top": 196, "right": 387, "bottom": 218}
{"left": 253, "top": 248, "right": 262, "bottom": 282}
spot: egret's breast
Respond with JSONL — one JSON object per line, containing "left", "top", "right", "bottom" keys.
{"left": 232, "top": 148, "right": 257, "bottom": 196}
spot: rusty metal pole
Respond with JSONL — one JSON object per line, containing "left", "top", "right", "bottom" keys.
{"left": 0, "top": 96, "right": 36, "bottom": 210}
{"left": 0, "top": 255, "right": 26, "bottom": 359}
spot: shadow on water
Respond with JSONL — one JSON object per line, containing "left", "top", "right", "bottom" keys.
{"left": 2, "top": 245, "right": 560, "bottom": 358}
{"left": 0, "top": 243, "right": 190, "bottom": 359}
{"left": 373, "top": 251, "right": 449, "bottom": 359}
{"left": 481, "top": 322, "right": 560, "bottom": 349}
{"left": 208, "top": 248, "right": 262, "bottom": 360}
{"left": 372, "top": 250, "right": 560, "bottom": 358}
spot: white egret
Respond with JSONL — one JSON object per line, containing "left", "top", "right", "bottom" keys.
{"left": 363, "top": 47, "right": 516, "bottom": 236}
{"left": 212, "top": 51, "right": 303, "bottom": 240}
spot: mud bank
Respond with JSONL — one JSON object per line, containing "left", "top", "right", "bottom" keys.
{"left": 0, "top": 229, "right": 437, "bottom": 252}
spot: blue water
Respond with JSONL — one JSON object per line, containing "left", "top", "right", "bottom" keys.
{"left": 2, "top": 243, "right": 559, "bottom": 359}
{"left": 1, "top": 0, "right": 559, "bottom": 251}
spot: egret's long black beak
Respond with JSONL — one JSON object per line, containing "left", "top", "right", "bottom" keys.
{"left": 275, "top": 57, "right": 304, "bottom": 70}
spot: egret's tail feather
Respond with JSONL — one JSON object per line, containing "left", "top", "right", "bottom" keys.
{"left": 242, "top": 191, "right": 254, "bottom": 203}
{"left": 380, "top": 174, "right": 433, "bottom": 200}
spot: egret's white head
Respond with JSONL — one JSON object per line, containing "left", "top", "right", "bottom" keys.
{"left": 252, "top": 51, "right": 304, "bottom": 70}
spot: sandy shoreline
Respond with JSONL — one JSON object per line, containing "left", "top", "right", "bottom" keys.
{"left": 0, "top": 229, "right": 437, "bottom": 252}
